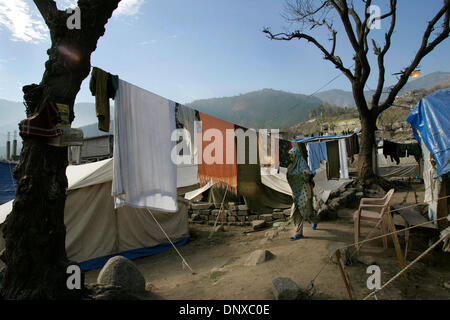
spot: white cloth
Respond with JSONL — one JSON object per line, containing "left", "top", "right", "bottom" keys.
{"left": 338, "top": 139, "right": 349, "bottom": 179}
{"left": 421, "top": 137, "right": 441, "bottom": 223}
{"left": 113, "top": 80, "right": 178, "bottom": 212}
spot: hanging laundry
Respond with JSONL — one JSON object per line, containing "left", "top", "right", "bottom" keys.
{"left": 345, "top": 133, "right": 360, "bottom": 157}
{"left": 406, "top": 143, "right": 422, "bottom": 162}
{"left": 383, "top": 139, "right": 400, "bottom": 165}
{"left": 89, "top": 67, "right": 118, "bottom": 132}
{"left": 279, "top": 139, "right": 292, "bottom": 168}
{"left": 198, "top": 112, "right": 237, "bottom": 192}
{"left": 235, "top": 125, "right": 261, "bottom": 197}
{"left": 258, "top": 130, "right": 279, "bottom": 170}
{"left": 383, "top": 139, "right": 422, "bottom": 165}
{"left": 338, "top": 139, "right": 349, "bottom": 179}
{"left": 19, "top": 101, "right": 62, "bottom": 138}
{"left": 306, "top": 141, "right": 328, "bottom": 174}
{"left": 174, "top": 102, "right": 200, "bottom": 164}
{"left": 112, "top": 79, "right": 178, "bottom": 212}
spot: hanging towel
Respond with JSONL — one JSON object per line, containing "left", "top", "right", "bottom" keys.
{"left": 306, "top": 141, "right": 328, "bottom": 174}
{"left": 112, "top": 79, "right": 178, "bottom": 212}
{"left": 198, "top": 112, "right": 237, "bottom": 192}
{"left": 345, "top": 133, "right": 360, "bottom": 157}
{"left": 383, "top": 139, "right": 400, "bottom": 165}
{"left": 406, "top": 143, "right": 422, "bottom": 162}
{"left": 235, "top": 125, "right": 261, "bottom": 197}
{"left": 89, "top": 67, "right": 118, "bottom": 132}
{"left": 174, "top": 102, "right": 200, "bottom": 164}
{"left": 338, "top": 139, "right": 349, "bottom": 179}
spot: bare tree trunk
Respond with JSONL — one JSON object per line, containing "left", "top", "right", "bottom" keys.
{"left": 358, "top": 114, "right": 377, "bottom": 184}
{"left": 0, "top": 0, "right": 120, "bottom": 300}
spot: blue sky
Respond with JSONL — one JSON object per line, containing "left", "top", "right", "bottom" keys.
{"left": 0, "top": 0, "right": 449, "bottom": 106}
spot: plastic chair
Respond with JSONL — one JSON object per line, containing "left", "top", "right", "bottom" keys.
{"left": 353, "top": 189, "right": 395, "bottom": 250}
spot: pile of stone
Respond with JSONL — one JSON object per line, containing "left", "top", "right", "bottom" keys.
{"left": 188, "top": 202, "right": 289, "bottom": 227}
{"left": 315, "top": 185, "right": 360, "bottom": 219}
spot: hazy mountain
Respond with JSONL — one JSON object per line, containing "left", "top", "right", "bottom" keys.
{"left": 398, "top": 71, "right": 450, "bottom": 93}
{"left": 315, "top": 71, "right": 450, "bottom": 107}
{"left": 187, "top": 88, "right": 323, "bottom": 129}
{"left": 314, "top": 89, "right": 356, "bottom": 108}
{"left": 0, "top": 100, "right": 98, "bottom": 158}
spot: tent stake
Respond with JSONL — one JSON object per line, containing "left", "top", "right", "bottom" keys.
{"left": 335, "top": 250, "right": 353, "bottom": 300}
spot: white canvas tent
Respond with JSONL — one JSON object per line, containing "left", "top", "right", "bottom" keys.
{"left": 0, "top": 159, "right": 197, "bottom": 270}
{"left": 260, "top": 164, "right": 352, "bottom": 204}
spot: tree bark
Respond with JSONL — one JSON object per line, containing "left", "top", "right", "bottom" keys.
{"left": 358, "top": 114, "right": 377, "bottom": 184}
{"left": 0, "top": 0, "right": 120, "bottom": 300}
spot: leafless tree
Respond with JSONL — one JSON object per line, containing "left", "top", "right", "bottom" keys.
{"left": 264, "top": 0, "right": 450, "bottom": 182}
{"left": 0, "top": 0, "right": 121, "bottom": 299}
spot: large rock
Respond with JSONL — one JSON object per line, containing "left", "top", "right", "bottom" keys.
{"left": 97, "top": 256, "right": 146, "bottom": 293}
{"left": 245, "top": 249, "right": 275, "bottom": 266}
{"left": 272, "top": 277, "right": 303, "bottom": 300}
{"left": 259, "top": 214, "right": 273, "bottom": 222}
{"left": 329, "top": 242, "right": 351, "bottom": 265}
{"left": 251, "top": 220, "right": 266, "bottom": 230}
{"left": 355, "top": 255, "right": 377, "bottom": 266}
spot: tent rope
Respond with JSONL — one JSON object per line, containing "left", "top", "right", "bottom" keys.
{"left": 146, "top": 208, "right": 196, "bottom": 275}
{"left": 305, "top": 195, "right": 449, "bottom": 298}
{"left": 209, "top": 185, "right": 229, "bottom": 239}
{"left": 363, "top": 234, "right": 448, "bottom": 300}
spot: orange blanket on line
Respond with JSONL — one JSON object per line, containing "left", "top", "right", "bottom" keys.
{"left": 198, "top": 112, "right": 237, "bottom": 192}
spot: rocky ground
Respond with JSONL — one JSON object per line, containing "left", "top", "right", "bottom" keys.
{"left": 84, "top": 183, "right": 450, "bottom": 300}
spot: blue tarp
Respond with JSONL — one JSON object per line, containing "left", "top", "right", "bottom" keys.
{"left": 406, "top": 88, "right": 450, "bottom": 176}
{"left": 0, "top": 161, "right": 16, "bottom": 204}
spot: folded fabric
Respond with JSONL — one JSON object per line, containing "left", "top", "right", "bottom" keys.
{"left": 112, "top": 79, "right": 178, "bottom": 212}
{"left": 90, "top": 67, "right": 118, "bottom": 132}
{"left": 19, "top": 101, "right": 62, "bottom": 138}
{"left": 198, "top": 112, "right": 237, "bottom": 192}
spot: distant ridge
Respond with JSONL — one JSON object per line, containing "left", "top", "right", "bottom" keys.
{"left": 315, "top": 71, "right": 450, "bottom": 107}
{"left": 187, "top": 88, "right": 322, "bottom": 129}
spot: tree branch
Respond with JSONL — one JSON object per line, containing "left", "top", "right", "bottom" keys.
{"left": 371, "top": 0, "right": 397, "bottom": 108}
{"left": 263, "top": 29, "right": 354, "bottom": 80}
{"left": 33, "top": 0, "right": 59, "bottom": 27}
{"left": 377, "top": 0, "right": 450, "bottom": 115}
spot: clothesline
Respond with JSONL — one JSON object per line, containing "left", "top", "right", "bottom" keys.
{"left": 305, "top": 195, "right": 449, "bottom": 299}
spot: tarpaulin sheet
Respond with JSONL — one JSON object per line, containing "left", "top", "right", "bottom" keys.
{"left": 0, "top": 161, "right": 16, "bottom": 205}
{"left": 407, "top": 89, "right": 450, "bottom": 176}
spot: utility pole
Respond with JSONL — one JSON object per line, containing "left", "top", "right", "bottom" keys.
{"left": 6, "top": 131, "right": 11, "bottom": 161}
{"left": 13, "top": 130, "right": 17, "bottom": 159}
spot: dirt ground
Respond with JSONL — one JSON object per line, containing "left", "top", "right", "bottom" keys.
{"left": 84, "top": 184, "right": 450, "bottom": 300}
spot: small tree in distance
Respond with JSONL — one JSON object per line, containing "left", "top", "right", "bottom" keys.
{"left": 264, "top": 0, "right": 450, "bottom": 183}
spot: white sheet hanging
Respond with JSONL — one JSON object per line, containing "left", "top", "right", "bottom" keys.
{"left": 338, "top": 139, "right": 349, "bottom": 179}
{"left": 113, "top": 80, "right": 178, "bottom": 212}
